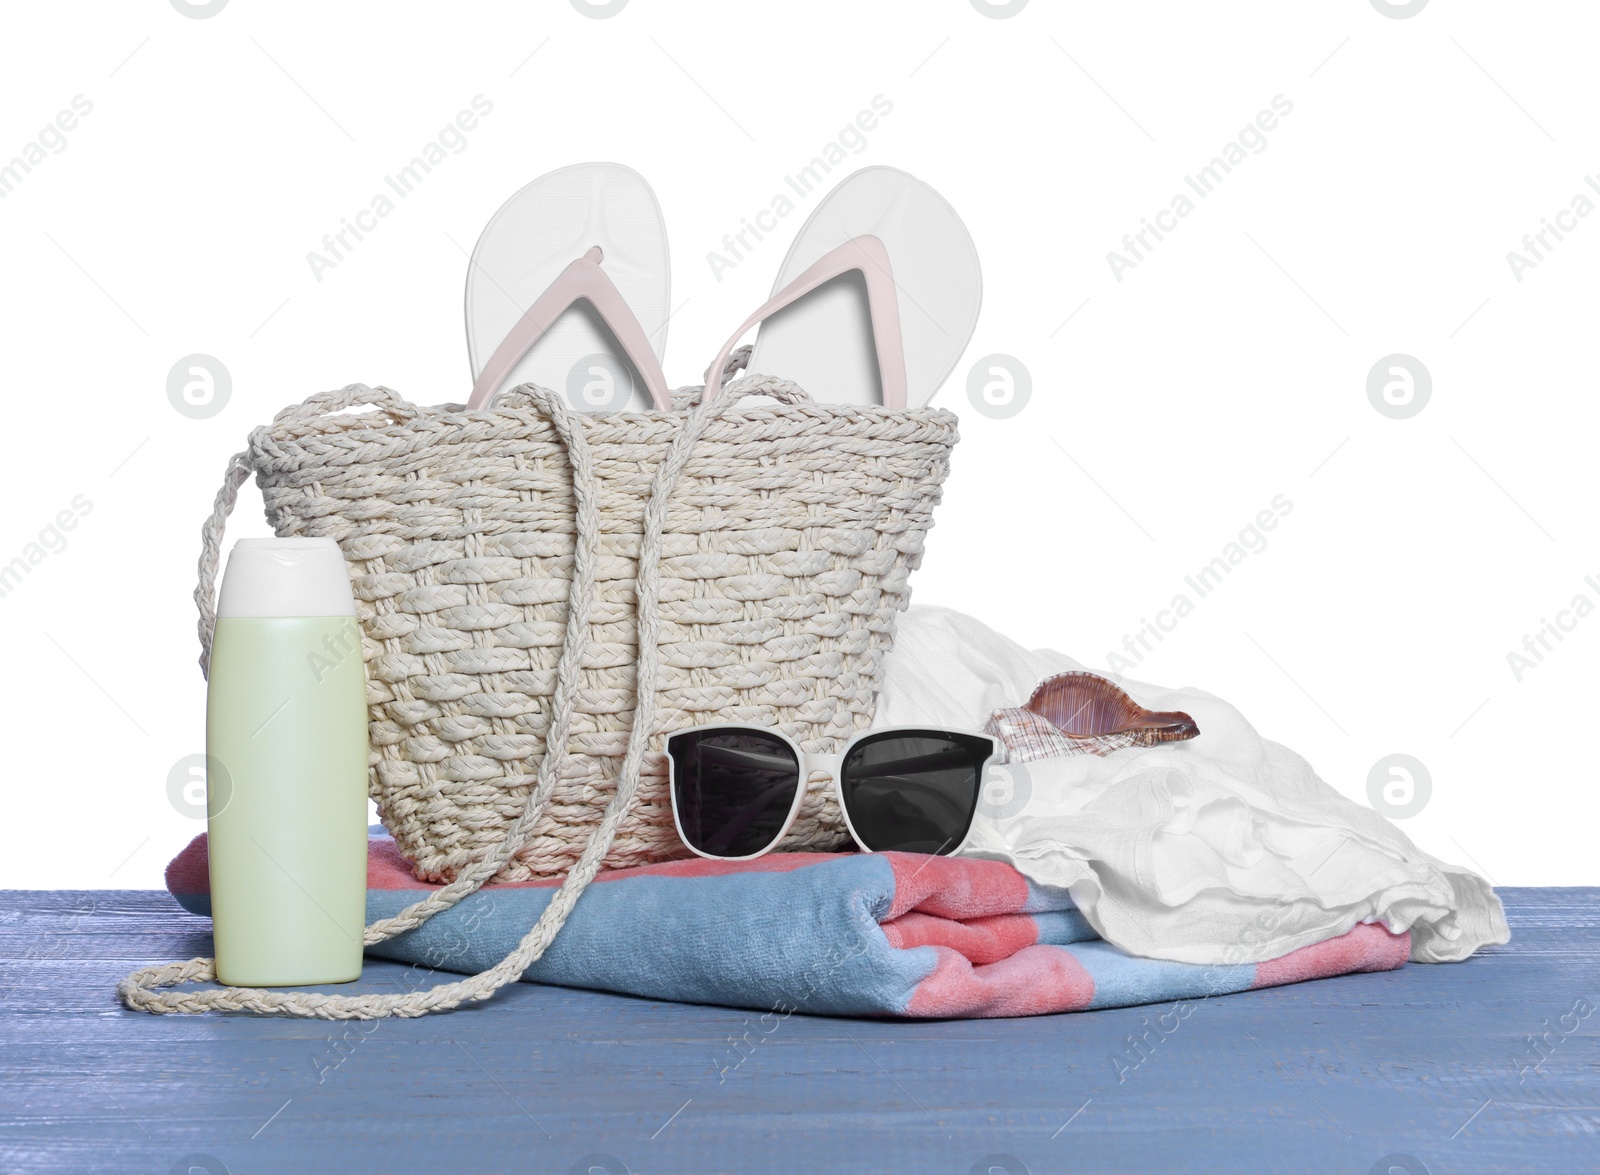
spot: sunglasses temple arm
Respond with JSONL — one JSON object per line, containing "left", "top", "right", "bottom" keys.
{"left": 698, "top": 748, "right": 800, "bottom": 771}
{"left": 698, "top": 779, "right": 802, "bottom": 854}
{"left": 844, "top": 748, "right": 991, "bottom": 776}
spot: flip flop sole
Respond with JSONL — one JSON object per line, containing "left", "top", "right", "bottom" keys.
{"left": 747, "top": 166, "right": 982, "bottom": 408}
{"left": 465, "top": 162, "right": 670, "bottom": 412}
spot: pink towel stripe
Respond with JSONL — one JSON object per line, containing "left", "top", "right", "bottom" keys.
{"left": 1252, "top": 922, "right": 1411, "bottom": 988}
{"left": 906, "top": 944, "right": 1097, "bottom": 1018}
{"left": 882, "top": 852, "right": 1033, "bottom": 921}
{"left": 881, "top": 911, "right": 1041, "bottom": 965}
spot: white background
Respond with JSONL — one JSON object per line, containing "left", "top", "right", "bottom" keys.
{"left": 1, "top": 0, "right": 1593, "bottom": 890}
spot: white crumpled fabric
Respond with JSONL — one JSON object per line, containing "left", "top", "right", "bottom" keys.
{"left": 875, "top": 605, "right": 1509, "bottom": 965}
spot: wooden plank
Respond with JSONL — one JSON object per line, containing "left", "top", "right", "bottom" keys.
{"left": 0, "top": 888, "right": 1595, "bottom": 1174}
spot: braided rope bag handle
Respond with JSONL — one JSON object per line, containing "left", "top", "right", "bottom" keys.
{"left": 119, "top": 376, "right": 810, "bottom": 1018}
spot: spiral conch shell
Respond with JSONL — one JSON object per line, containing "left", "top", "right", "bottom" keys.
{"left": 984, "top": 672, "right": 1200, "bottom": 763}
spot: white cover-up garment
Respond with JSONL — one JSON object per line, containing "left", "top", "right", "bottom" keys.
{"left": 875, "top": 605, "right": 1509, "bottom": 965}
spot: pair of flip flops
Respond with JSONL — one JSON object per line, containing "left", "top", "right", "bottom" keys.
{"left": 462, "top": 163, "right": 982, "bottom": 412}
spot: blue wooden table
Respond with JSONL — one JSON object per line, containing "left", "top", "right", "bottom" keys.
{"left": 0, "top": 887, "right": 1594, "bottom": 1174}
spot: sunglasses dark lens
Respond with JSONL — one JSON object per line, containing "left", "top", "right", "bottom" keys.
{"left": 839, "top": 731, "right": 989, "bottom": 855}
{"left": 668, "top": 730, "right": 801, "bottom": 858}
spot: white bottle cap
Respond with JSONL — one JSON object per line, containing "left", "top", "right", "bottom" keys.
{"left": 216, "top": 537, "right": 358, "bottom": 618}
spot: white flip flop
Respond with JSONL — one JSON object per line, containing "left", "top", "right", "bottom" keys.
{"left": 464, "top": 162, "right": 672, "bottom": 412}
{"left": 743, "top": 166, "right": 982, "bottom": 408}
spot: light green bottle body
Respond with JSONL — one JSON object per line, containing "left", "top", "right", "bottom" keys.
{"left": 207, "top": 615, "right": 369, "bottom": 986}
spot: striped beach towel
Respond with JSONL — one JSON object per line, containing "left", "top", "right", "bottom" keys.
{"left": 165, "top": 833, "right": 1409, "bottom": 1019}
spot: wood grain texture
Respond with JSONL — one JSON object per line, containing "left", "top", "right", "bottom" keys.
{"left": 0, "top": 888, "right": 1595, "bottom": 1175}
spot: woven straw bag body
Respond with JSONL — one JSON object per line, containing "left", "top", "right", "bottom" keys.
{"left": 121, "top": 376, "right": 959, "bottom": 1018}
{"left": 199, "top": 379, "right": 959, "bottom": 883}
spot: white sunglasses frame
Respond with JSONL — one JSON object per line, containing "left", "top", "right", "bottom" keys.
{"left": 664, "top": 723, "right": 999, "bottom": 862}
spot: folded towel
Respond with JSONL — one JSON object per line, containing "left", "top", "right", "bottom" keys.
{"left": 166, "top": 833, "right": 1409, "bottom": 1019}
{"left": 877, "top": 605, "right": 1511, "bottom": 966}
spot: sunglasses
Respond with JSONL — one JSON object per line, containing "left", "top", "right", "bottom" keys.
{"left": 665, "top": 724, "right": 999, "bottom": 861}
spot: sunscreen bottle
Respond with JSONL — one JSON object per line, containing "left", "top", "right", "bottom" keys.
{"left": 207, "top": 537, "right": 368, "bottom": 986}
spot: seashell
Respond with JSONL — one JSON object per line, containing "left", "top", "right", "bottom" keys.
{"left": 1023, "top": 672, "right": 1199, "bottom": 748}
{"left": 984, "top": 707, "right": 1095, "bottom": 764}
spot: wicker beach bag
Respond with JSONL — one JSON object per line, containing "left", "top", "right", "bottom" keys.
{"left": 120, "top": 365, "right": 958, "bottom": 1018}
